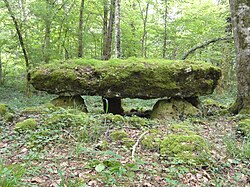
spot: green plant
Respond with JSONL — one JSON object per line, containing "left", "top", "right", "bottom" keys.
{"left": 0, "top": 161, "right": 25, "bottom": 187}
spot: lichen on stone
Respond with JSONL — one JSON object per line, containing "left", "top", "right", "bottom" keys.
{"left": 151, "top": 97, "right": 201, "bottom": 120}
{"left": 51, "top": 95, "right": 88, "bottom": 112}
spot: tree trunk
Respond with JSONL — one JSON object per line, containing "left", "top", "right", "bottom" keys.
{"left": 44, "top": 0, "right": 52, "bottom": 63}
{"left": 3, "top": 0, "right": 30, "bottom": 94}
{"left": 229, "top": 0, "right": 250, "bottom": 114}
{"left": 102, "top": 0, "right": 115, "bottom": 60}
{"left": 162, "top": 0, "right": 168, "bottom": 58}
{"left": 114, "top": 0, "right": 121, "bottom": 58}
{"left": 102, "top": 0, "right": 108, "bottom": 59}
{"left": 78, "top": 0, "right": 85, "bottom": 58}
{"left": 139, "top": 2, "right": 149, "bottom": 58}
{"left": 0, "top": 47, "right": 2, "bottom": 85}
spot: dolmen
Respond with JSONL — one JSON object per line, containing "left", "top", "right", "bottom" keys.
{"left": 29, "top": 58, "right": 221, "bottom": 119}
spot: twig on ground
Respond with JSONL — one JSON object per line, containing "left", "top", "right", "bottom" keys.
{"left": 62, "top": 129, "right": 77, "bottom": 142}
{"left": 131, "top": 130, "right": 149, "bottom": 161}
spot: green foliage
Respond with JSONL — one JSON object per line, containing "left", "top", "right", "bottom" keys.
{"left": 0, "top": 161, "right": 25, "bottom": 187}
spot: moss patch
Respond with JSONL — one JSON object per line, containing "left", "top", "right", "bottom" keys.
{"left": 141, "top": 130, "right": 162, "bottom": 151}
{"left": 0, "top": 104, "right": 7, "bottom": 116}
{"left": 238, "top": 118, "right": 250, "bottom": 136}
{"left": 160, "top": 134, "right": 209, "bottom": 164}
{"left": 110, "top": 130, "right": 129, "bottom": 141}
{"left": 15, "top": 118, "right": 37, "bottom": 131}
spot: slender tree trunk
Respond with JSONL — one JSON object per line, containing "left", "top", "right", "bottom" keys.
{"left": 114, "top": 0, "right": 121, "bottom": 58}
{"left": 162, "top": 0, "right": 168, "bottom": 58}
{"left": 140, "top": 2, "right": 149, "bottom": 58}
{"left": 229, "top": 0, "right": 250, "bottom": 114}
{"left": 102, "top": 0, "right": 115, "bottom": 60}
{"left": 78, "top": 0, "right": 85, "bottom": 58}
{"left": 3, "top": 0, "right": 30, "bottom": 94}
{"left": 44, "top": 0, "right": 52, "bottom": 63}
{"left": 102, "top": 0, "right": 108, "bottom": 58}
{"left": 0, "top": 48, "right": 2, "bottom": 85}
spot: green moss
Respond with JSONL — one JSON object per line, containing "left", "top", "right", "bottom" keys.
{"left": 125, "top": 116, "right": 147, "bottom": 128}
{"left": 15, "top": 118, "right": 37, "bottom": 131}
{"left": 141, "top": 131, "right": 161, "bottom": 150}
{"left": 169, "top": 123, "right": 195, "bottom": 135}
{"left": 160, "top": 134, "right": 209, "bottom": 164}
{"left": 122, "top": 138, "right": 135, "bottom": 148}
{"left": 45, "top": 112, "right": 88, "bottom": 127}
{"left": 30, "top": 58, "right": 221, "bottom": 98}
{"left": 102, "top": 114, "right": 125, "bottom": 123}
{"left": 238, "top": 118, "right": 250, "bottom": 136}
{"left": 4, "top": 113, "right": 14, "bottom": 122}
{"left": 0, "top": 104, "right": 8, "bottom": 116}
{"left": 110, "top": 130, "right": 129, "bottom": 141}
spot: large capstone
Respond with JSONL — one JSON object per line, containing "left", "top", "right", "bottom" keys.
{"left": 29, "top": 58, "right": 221, "bottom": 99}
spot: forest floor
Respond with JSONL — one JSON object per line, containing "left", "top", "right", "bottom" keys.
{"left": 0, "top": 81, "right": 249, "bottom": 187}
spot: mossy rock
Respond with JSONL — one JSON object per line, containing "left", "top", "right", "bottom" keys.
{"left": 45, "top": 112, "right": 88, "bottom": 127}
{"left": 202, "top": 98, "right": 227, "bottom": 116}
{"left": 125, "top": 116, "right": 148, "bottom": 128}
{"left": 15, "top": 118, "right": 37, "bottom": 131}
{"left": 51, "top": 95, "right": 88, "bottom": 112}
{"left": 151, "top": 98, "right": 201, "bottom": 120}
{"left": 29, "top": 58, "right": 221, "bottom": 99}
{"left": 102, "top": 114, "right": 125, "bottom": 123}
{"left": 4, "top": 113, "right": 14, "bottom": 122}
{"left": 160, "top": 134, "right": 209, "bottom": 164}
{"left": 21, "top": 103, "right": 57, "bottom": 115}
{"left": 141, "top": 130, "right": 162, "bottom": 150}
{"left": 122, "top": 138, "right": 135, "bottom": 148}
{"left": 110, "top": 130, "right": 129, "bottom": 141}
{"left": 169, "top": 123, "right": 195, "bottom": 135}
{"left": 237, "top": 118, "right": 250, "bottom": 136}
{"left": 0, "top": 104, "right": 8, "bottom": 116}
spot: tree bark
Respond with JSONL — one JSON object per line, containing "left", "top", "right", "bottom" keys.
{"left": 0, "top": 47, "right": 2, "bottom": 84}
{"left": 139, "top": 2, "right": 149, "bottom": 58}
{"left": 229, "top": 0, "right": 250, "bottom": 114}
{"left": 114, "top": 0, "right": 121, "bottom": 58}
{"left": 78, "top": 0, "right": 85, "bottom": 58}
{"left": 102, "top": 0, "right": 115, "bottom": 60}
{"left": 102, "top": 0, "right": 109, "bottom": 59}
{"left": 44, "top": 0, "right": 52, "bottom": 63}
{"left": 162, "top": 0, "right": 168, "bottom": 58}
{"left": 3, "top": 0, "right": 30, "bottom": 94}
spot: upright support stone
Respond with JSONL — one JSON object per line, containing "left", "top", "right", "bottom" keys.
{"left": 51, "top": 95, "right": 88, "bottom": 112}
{"left": 102, "top": 97, "right": 124, "bottom": 115}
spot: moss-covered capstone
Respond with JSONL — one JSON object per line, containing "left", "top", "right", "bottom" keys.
{"left": 151, "top": 98, "right": 201, "bottom": 120}
{"left": 29, "top": 58, "right": 221, "bottom": 99}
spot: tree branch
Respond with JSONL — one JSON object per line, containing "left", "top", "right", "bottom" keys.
{"left": 181, "top": 37, "right": 233, "bottom": 60}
